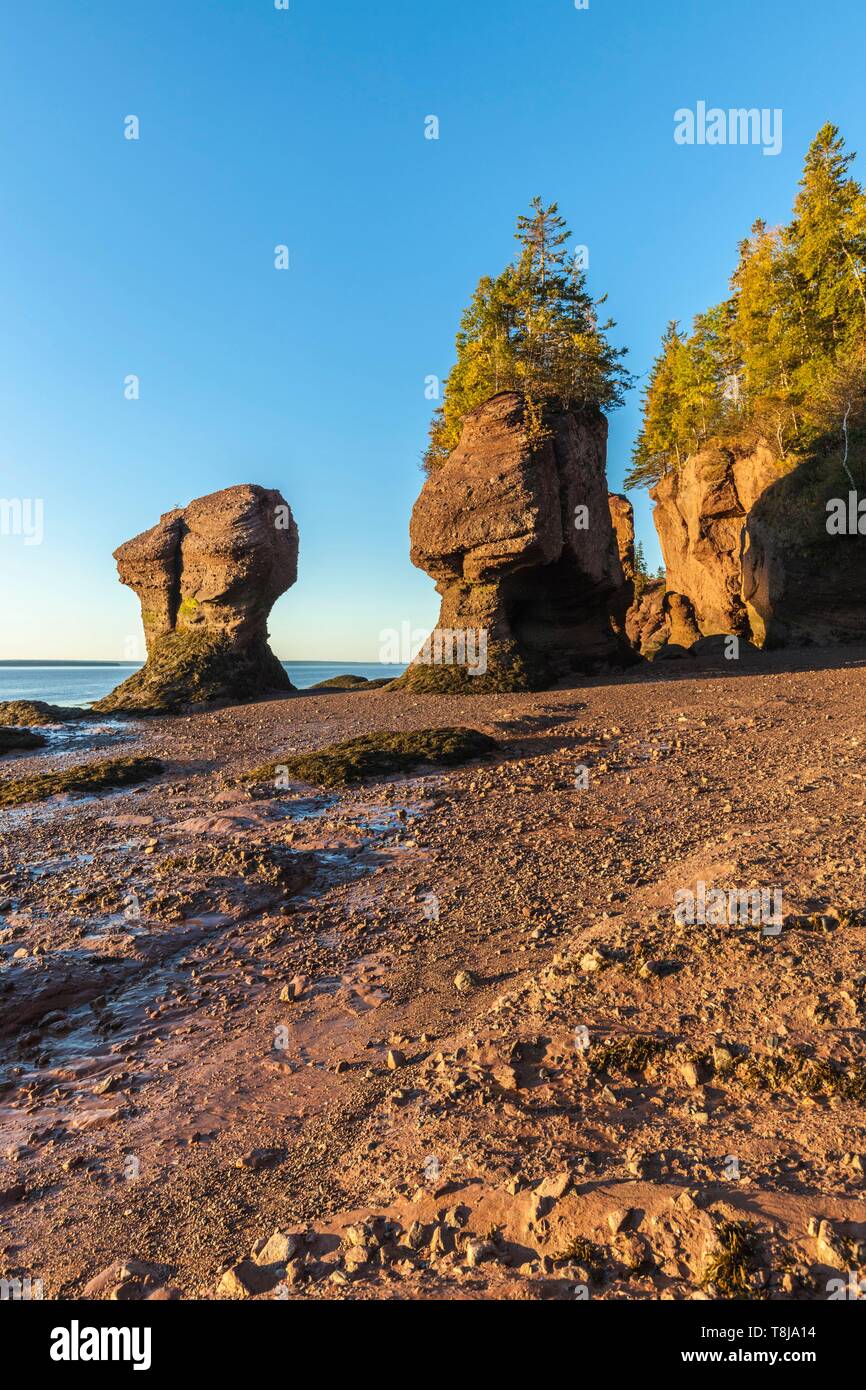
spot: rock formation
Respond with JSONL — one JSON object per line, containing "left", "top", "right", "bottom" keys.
{"left": 650, "top": 438, "right": 866, "bottom": 647}
{"left": 95, "top": 484, "right": 298, "bottom": 713}
{"left": 608, "top": 493, "right": 635, "bottom": 582}
{"left": 651, "top": 442, "right": 779, "bottom": 638}
{"left": 607, "top": 493, "right": 702, "bottom": 658}
{"left": 397, "top": 393, "right": 635, "bottom": 691}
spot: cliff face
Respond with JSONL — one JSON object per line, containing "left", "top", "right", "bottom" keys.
{"left": 399, "top": 392, "right": 634, "bottom": 690}
{"left": 96, "top": 484, "right": 298, "bottom": 712}
{"left": 650, "top": 442, "right": 780, "bottom": 638}
{"left": 650, "top": 438, "right": 866, "bottom": 647}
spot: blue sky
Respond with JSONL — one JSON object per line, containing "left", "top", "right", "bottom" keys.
{"left": 1, "top": 0, "right": 864, "bottom": 660}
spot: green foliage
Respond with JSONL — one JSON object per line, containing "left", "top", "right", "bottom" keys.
{"left": 627, "top": 124, "right": 866, "bottom": 488}
{"left": 701, "top": 1222, "right": 758, "bottom": 1298}
{"left": 426, "top": 199, "right": 633, "bottom": 468}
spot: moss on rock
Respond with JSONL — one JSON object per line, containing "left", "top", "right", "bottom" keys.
{"left": 245, "top": 726, "right": 498, "bottom": 788}
{"left": 0, "top": 701, "right": 95, "bottom": 726}
{"left": 93, "top": 632, "right": 293, "bottom": 715}
{"left": 388, "top": 643, "right": 550, "bottom": 694}
{"left": 0, "top": 727, "right": 48, "bottom": 754}
{"left": 0, "top": 756, "right": 164, "bottom": 807}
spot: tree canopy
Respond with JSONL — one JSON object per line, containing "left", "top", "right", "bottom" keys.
{"left": 425, "top": 199, "right": 633, "bottom": 469}
{"left": 627, "top": 124, "right": 866, "bottom": 488}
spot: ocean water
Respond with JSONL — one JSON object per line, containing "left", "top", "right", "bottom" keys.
{"left": 0, "top": 661, "right": 406, "bottom": 708}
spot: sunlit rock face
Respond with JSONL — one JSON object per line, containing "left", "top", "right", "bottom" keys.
{"left": 398, "top": 392, "right": 635, "bottom": 692}
{"left": 95, "top": 484, "right": 298, "bottom": 713}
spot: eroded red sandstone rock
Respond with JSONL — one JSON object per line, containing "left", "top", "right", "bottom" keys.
{"left": 96, "top": 484, "right": 298, "bottom": 712}
{"left": 650, "top": 439, "right": 866, "bottom": 646}
{"left": 399, "top": 393, "right": 635, "bottom": 690}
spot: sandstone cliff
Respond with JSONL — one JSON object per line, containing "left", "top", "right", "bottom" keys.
{"left": 397, "top": 393, "right": 635, "bottom": 691}
{"left": 650, "top": 437, "right": 866, "bottom": 646}
{"left": 96, "top": 484, "right": 298, "bottom": 712}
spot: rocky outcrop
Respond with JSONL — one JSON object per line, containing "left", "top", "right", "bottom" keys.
{"left": 397, "top": 393, "right": 635, "bottom": 691}
{"left": 650, "top": 438, "right": 866, "bottom": 646}
{"left": 607, "top": 494, "right": 702, "bottom": 658}
{"left": 96, "top": 485, "right": 298, "bottom": 712}
{"left": 608, "top": 493, "right": 635, "bottom": 581}
{"left": 624, "top": 582, "right": 701, "bottom": 657}
{"left": 626, "top": 578, "right": 667, "bottom": 654}
{"left": 650, "top": 442, "right": 780, "bottom": 638}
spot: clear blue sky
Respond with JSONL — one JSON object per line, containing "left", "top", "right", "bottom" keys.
{"left": 1, "top": 0, "right": 863, "bottom": 660}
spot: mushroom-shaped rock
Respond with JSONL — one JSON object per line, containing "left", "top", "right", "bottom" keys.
{"left": 395, "top": 393, "right": 636, "bottom": 691}
{"left": 95, "top": 484, "right": 298, "bottom": 712}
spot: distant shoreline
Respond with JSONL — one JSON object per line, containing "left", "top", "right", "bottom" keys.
{"left": 0, "top": 659, "right": 391, "bottom": 667}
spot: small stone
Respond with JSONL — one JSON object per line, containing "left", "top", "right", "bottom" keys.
{"left": 406, "top": 1221, "right": 426, "bottom": 1251}
{"left": 235, "top": 1147, "right": 283, "bottom": 1172}
{"left": 279, "top": 975, "right": 308, "bottom": 1003}
{"left": 816, "top": 1220, "right": 851, "bottom": 1271}
{"left": 536, "top": 1171, "right": 571, "bottom": 1200}
{"left": 252, "top": 1231, "right": 300, "bottom": 1267}
{"left": 607, "top": 1207, "right": 632, "bottom": 1235}
{"left": 453, "top": 969, "right": 478, "bottom": 994}
{"left": 386, "top": 1049, "right": 405, "bottom": 1070}
{"left": 465, "top": 1239, "right": 496, "bottom": 1269}
{"left": 679, "top": 1060, "right": 702, "bottom": 1088}
{"left": 218, "top": 1259, "right": 279, "bottom": 1298}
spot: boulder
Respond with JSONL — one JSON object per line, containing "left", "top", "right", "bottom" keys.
{"left": 397, "top": 393, "right": 635, "bottom": 691}
{"left": 625, "top": 577, "right": 667, "bottom": 655}
{"left": 95, "top": 485, "right": 298, "bottom": 713}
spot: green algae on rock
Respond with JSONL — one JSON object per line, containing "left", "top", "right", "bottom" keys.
{"left": 309, "top": 674, "right": 392, "bottom": 690}
{"left": 95, "top": 630, "right": 289, "bottom": 715}
{"left": 0, "top": 700, "right": 96, "bottom": 727}
{"left": 0, "top": 727, "right": 48, "bottom": 754}
{"left": 245, "top": 726, "right": 498, "bottom": 788}
{"left": 0, "top": 756, "right": 164, "bottom": 807}
{"left": 387, "top": 641, "right": 548, "bottom": 695}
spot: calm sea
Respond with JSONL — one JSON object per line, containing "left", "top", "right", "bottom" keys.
{"left": 0, "top": 661, "right": 406, "bottom": 708}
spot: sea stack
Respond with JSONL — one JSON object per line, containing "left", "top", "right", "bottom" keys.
{"left": 95, "top": 484, "right": 298, "bottom": 713}
{"left": 396, "top": 392, "right": 635, "bottom": 691}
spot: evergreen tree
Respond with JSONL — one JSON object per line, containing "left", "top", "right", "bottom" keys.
{"left": 627, "top": 125, "right": 866, "bottom": 489}
{"left": 426, "top": 199, "right": 632, "bottom": 469}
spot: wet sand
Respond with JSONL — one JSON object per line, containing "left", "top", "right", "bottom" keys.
{"left": 1, "top": 645, "right": 865, "bottom": 1299}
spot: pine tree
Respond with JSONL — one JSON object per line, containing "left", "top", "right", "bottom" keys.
{"left": 425, "top": 200, "right": 632, "bottom": 469}
{"left": 628, "top": 125, "right": 866, "bottom": 488}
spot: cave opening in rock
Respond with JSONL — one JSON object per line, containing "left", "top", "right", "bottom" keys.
{"left": 501, "top": 556, "right": 614, "bottom": 670}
